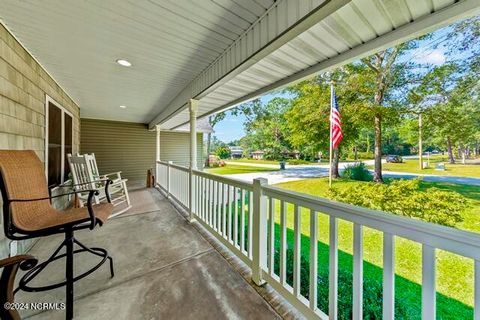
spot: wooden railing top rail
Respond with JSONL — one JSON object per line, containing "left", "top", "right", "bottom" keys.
{"left": 156, "top": 160, "right": 190, "bottom": 172}
{"left": 192, "top": 169, "right": 253, "bottom": 191}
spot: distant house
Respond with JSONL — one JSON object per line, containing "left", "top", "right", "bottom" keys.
{"left": 229, "top": 146, "right": 243, "bottom": 159}
{"left": 251, "top": 150, "right": 265, "bottom": 160}
{"left": 282, "top": 150, "right": 300, "bottom": 159}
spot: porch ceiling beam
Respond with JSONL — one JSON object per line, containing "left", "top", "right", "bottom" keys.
{"left": 148, "top": 0, "right": 352, "bottom": 129}
{"left": 179, "top": 0, "right": 480, "bottom": 124}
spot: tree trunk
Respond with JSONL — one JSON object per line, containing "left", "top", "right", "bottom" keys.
{"left": 354, "top": 146, "right": 358, "bottom": 161}
{"left": 446, "top": 137, "right": 455, "bottom": 164}
{"left": 332, "top": 148, "right": 340, "bottom": 178}
{"left": 373, "top": 113, "right": 383, "bottom": 183}
{"left": 205, "top": 132, "right": 212, "bottom": 167}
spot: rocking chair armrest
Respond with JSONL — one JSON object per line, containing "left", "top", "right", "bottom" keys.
{"left": 100, "top": 171, "right": 122, "bottom": 178}
{"left": 0, "top": 254, "right": 37, "bottom": 270}
{"left": 57, "top": 179, "right": 111, "bottom": 189}
{"left": 8, "top": 189, "right": 99, "bottom": 203}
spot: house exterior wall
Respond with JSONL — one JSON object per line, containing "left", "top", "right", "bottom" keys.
{"left": 80, "top": 120, "right": 204, "bottom": 183}
{"left": 160, "top": 131, "right": 204, "bottom": 169}
{"left": 80, "top": 119, "right": 156, "bottom": 182}
{"left": 0, "top": 23, "right": 81, "bottom": 257}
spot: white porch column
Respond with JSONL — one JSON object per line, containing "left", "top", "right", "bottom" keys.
{"left": 156, "top": 125, "right": 161, "bottom": 162}
{"left": 155, "top": 125, "right": 160, "bottom": 185}
{"left": 188, "top": 99, "right": 199, "bottom": 222}
{"left": 189, "top": 99, "right": 198, "bottom": 170}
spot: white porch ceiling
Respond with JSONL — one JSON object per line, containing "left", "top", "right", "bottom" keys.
{"left": 1, "top": 0, "right": 479, "bottom": 129}
{"left": 0, "top": 0, "right": 276, "bottom": 122}
{"left": 159, "top": 0, "right": 480, "bottom": 130}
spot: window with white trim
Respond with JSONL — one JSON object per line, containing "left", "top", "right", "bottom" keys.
{"left": 45, "top": 96, "right": 73, "bottom": 187}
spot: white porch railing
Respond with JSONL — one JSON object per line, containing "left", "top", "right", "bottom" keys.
{"left": 156, "top": 160, "right": 480, "bottom": 320}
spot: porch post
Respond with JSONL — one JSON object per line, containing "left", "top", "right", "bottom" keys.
{"left": 252, "top": 177, "right": 268, "bottom": 286}
{"left": 189, "top": 99, "right": 199, "bottom": 221}
{"left": 155, "top": 125, "right": 160, "bottom": 184}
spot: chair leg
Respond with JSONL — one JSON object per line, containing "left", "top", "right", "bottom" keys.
{"left": 123, "top": 181, "right": 131, "bottom": 206}
{"left": 65, "top": 230, "right": 74, "bottom": 320}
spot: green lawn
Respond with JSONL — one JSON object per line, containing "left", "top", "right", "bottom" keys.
{"left": 228, "top": 158, "right": 324, "bottom": 165}
{"left": 370, "top": 156, "right": 480, "bottom": 177}
{"left": 205, "top": 164, "right": 278, "bottom": 175}
{"left": 228, "top": 158, "right": 281, "bottom": 165}
{"left": 272, "top": 177, "right": 479, "bottom": 318}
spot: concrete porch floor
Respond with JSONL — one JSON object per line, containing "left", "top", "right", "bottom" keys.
{"left": 16, "top": 186, "right": 281, "bottom": 319}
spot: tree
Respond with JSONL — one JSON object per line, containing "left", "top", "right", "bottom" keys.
{"left": 357, "top": 42, "right": 419, "bottom": 182}
{"left": 205, "top": 113, "right": 226, "bottom": 166}
{"left": 285, "top": 71, "right": 367, "bottom": 178}
{"left": 238, "top": 97, "right": 292, "bottom": 160}
{"left": 215, "top": 146, "right": 231, "bottom": 159}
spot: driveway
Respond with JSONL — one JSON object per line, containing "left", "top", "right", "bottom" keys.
{"left": 225, "top": 161, "right": 480, "bottom": 186}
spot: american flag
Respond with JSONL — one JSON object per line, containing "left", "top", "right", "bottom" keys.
{"left": 330, "top": 86, "right": 343, "bottom": 149}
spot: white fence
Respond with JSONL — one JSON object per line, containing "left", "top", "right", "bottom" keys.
{"left": 156, "top": 160, "right": 480, "bottom": 320}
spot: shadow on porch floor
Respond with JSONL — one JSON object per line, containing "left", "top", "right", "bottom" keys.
{"left": 17, "top": 187, "right": 280, "bottom": 319}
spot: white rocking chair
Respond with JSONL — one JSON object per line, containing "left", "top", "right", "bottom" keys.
{"left": 67, "top": 153, "right": 131, "bottom": 217}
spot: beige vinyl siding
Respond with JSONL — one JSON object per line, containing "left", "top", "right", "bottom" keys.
{"left": 80, "top": 119, "right": 204, "bottom": 183}
{"left": 160, "top": 131, "right": 204, "bottom": 169}
{"left": 80, "top": 119, "right": 156, "bottom": 182}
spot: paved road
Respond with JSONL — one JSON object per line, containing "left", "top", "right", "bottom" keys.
{"left": 225, "top": 161, "right": 480, "bottom": 186}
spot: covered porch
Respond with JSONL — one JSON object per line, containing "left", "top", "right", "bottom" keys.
{"left": 0, "top": 0, "right": 480, "bottom": 319}
{"left": 16, "top": 186, "right": 285, "bottom": 319}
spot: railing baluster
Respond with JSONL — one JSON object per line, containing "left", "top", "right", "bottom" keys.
{"left": 383, "top": 233, "right": 395, "bottom": 320}
{"left": 240, "top": 189, "right": 246, "bottom": 253}
{"left": 216, "top": 181, "right": 222, "bottom": 234}
{"left": 329, "top": 216, "right": 338, "bottom": 320}
{"left": 422, "top": 245, "right": 436, "bottom": 319}
{"left": 280, "top": 200, "right": 287, "bottom": 285}
{"left": 248, "top": 191, "right": 253, "bottom": 257}
{"left": 227, "top": 185, "right": 232, "bottom": 242}
{"left": 294, "top": 204, "right": 301, "bottom": 297}
{"left": 309, "top": 209, "right": 318, "bottom": 311}
{"left": 475, "top": 260, "right": 480, "bottom": 320}
{"left": 214, "top": 181, "right": 218, "bottom": 231}
{"left": 209, "top": 179, "right": 213, "bottom": 225}
{"left": 201, "top": 178, "right": 207, "bottom": 221}
{"left": 234, "top": 187, "right": 238, "bottom": 247}
{"left": 353, "top": 223, "right": 363, "bottom": 320}
{"left": 205, "top": 178, "right": 209, "bottom": 224}
{"left": 222, "top": 183, "right": 226, "bottom": 237}
{"left": 268, "top": 197, "right": 275, "bottom": 275}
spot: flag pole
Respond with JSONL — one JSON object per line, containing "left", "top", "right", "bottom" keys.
{"left": 329, "top": 82, "right": 334, "bottom": 188}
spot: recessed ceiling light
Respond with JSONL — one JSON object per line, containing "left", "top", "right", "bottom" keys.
{"left": 116, "top": 59, "right": 131, "bottom": 67}
{"left": 119, "top": 105, "right": 127, "bottom": 109}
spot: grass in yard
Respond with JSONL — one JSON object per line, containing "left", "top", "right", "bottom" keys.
{"left": 271, "top": 177, "right": 478, "bottom": 318}
{"left": 205, "top": 164, "right": 278, "bottom": 175}
{"left": 228, "top": 158, "right": 325, "bottom": 165}
{"left": 228, "top": 158, "right": 281, "bottom": 165}
{"left": 369, "top": 156, "right": 480, "bottom": 177}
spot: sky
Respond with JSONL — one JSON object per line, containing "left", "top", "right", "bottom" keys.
{"left": 213, "top": 24, "right": 454, "bottom": 143}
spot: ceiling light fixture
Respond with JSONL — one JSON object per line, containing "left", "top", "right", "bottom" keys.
{"left": 119, "top": 105, "right": 127, "bottom": 109}
{"left": 116, "top": 59, "right": 132, "bottom": 67}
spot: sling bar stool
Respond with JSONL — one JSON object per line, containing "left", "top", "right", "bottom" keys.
{"left": 0, "top": 150, "right": 115, "bottom": 319}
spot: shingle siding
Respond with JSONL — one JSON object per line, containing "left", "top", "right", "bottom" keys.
{"left": 0, "top": 23, "right": 81, "bottom": 257}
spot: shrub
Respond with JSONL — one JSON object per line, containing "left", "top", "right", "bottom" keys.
{"left": 287, "top": 159, "right": 310, "bottom": 165}
{"left": 215, "top": 146, "right": 231, "bottom": 159}
{"left": 275, "top": 248, "right": 409, "bottom": 319}
{"left": 328, "top": 179, "right": 466, "bottom": 227}
{"left": 342, "top": 163, "right": 372, "bottom": 181}
{"left": 208, "top": 155, "right": 220, "bottom": 167}
{"left": 357, "top": 151, "right": 374, "bottom": 160}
